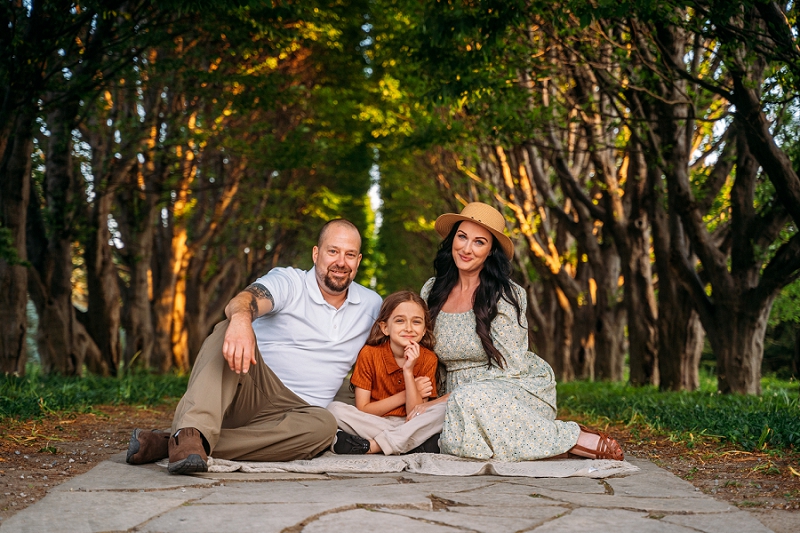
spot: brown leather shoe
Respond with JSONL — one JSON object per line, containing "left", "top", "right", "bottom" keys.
{"left": 168, "top": 427, "right": 209, "bottom": 474}
{"left": 126, "top": 429, "right": 170, "bottom": 465}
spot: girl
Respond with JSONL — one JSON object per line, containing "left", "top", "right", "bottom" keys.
{"left": 327, "top": 291, "right": 445, "bottom": 455}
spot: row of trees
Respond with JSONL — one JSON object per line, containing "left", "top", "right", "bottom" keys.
{"left": 2, "top": 1, "right": 798, "bottom": 395}
{"left": 1, "top": 0, "right": 380, "bottom": 376}
{"left": 373, "top": 0, "right": 800, "bottom": 394}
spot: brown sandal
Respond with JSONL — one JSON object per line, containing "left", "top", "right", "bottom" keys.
{"left": 569, "top": 424, "right": 624, "bottom": 461}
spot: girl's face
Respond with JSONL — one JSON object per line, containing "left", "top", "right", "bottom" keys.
{"left": 452, "top": 220, "right": 493, "bottom": 274}
{"left": 379, "top": 301, "right": 426, "bottom": 354}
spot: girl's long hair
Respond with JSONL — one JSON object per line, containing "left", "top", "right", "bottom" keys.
{"left": 427, "top": 221, "right": 522, "bottom": 368}
{"left": 365, "top": 291, "right": 436, "bottom": 350}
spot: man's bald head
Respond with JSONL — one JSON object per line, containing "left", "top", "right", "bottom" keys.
{"left": 317, "top": 219, "right": 362, "bottom": 250}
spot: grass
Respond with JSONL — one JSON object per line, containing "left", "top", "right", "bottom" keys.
{"left": 3, "top": 365, "right": 798, "bottom": 453}
{"left": 557, "top": 374, "right": 800, "bottom": 450}
{"left": 0, "top": 366, "right": 188, "bottom": 420}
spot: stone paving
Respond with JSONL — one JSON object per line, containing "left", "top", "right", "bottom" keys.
{"left": 1, "top": 452, "right": 791, "bottom": 533}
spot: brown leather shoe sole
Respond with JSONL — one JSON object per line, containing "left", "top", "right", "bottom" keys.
{"left": 167, "top": 454, "right": 208, "bottom": 474}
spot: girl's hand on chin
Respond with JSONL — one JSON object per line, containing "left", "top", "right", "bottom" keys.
{"left": 403, "top": 341, "right": 420, "bottom": 369}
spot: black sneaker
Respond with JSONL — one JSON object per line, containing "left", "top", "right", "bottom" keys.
{"left": 407, "top": 433, "right": 440, "bottom": 454}
{"left": 331, "top": 430, "right": 370, "bottom": 454}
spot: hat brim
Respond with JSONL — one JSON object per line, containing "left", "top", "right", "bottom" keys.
{"left": 434, "top": 213, "right": 515, "bottom": 260}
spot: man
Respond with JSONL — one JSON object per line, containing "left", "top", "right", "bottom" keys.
{"left": 126, "top": 219, "right": 382, "bottom": 474}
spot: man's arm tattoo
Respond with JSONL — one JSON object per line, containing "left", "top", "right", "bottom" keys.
{"left": 244, "top": 283, "right": 274, "bottom": 321}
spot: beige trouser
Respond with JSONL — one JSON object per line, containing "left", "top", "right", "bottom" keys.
{"left": 171, "top": 320, "right": 338, "bottom": 462}
{"left": 327, "top": 401, "right": 445, "bottom": 455}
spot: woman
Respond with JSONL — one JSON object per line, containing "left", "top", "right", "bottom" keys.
{"left": 412, "top": 202, "right": 623, "bottom": 462}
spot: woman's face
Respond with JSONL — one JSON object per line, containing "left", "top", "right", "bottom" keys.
{"left": 451, "top": 220, "right": 494, "bottom": 274}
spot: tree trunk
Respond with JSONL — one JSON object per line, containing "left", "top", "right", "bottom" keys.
{"left": 593, "top": 250, "right": 625, "bottom": 381}
{"left": 116, "top": 171, "right": 157, "bottom": 370}
{"left": 712, "top": 296, "right": 774, "bottom": 394}
{"left": 593, "top": 299, "right": 626, "bottom": 380}
{"left": 79, "top": 100, "right": 137, "bottom": 377}
{"left": 84, "top": 185, "right": 122, "bottom": 376}
{"left": 657, "top": 282, "right": 704, "bottom": 391}
{"left": 150, "top": 221, "right": 179, "bottom": 373}
{"left": 522, "top": 278, "right": 555, "bottom": 365}
{"left": 613, "top": 144, "right": 659, "bottom": 386}
{"left": 566, "top": 201, "right": 624, "bottom": 381}
{"left": 0, "top": 110, "right": 34, "bottom": 375}
{"left": 27, "top": 104, "right": 106, "bottom": 375}
{"left": 185, "top": 254, "right": 241, "bottom": 365}
{"left": 645, "top": 140, "right": 704, "bottom": 390}
{"left": 171, "top": 264, "right": 190, "bottom": 373}
{"left": 624, "top": 241, "right": 659, "bottom": 386}
{"left": 552, "top": 286, "right": 576, "bottom": 382}
{"left": 572, "top": 303, "right": 596, "bottom": 380}
{"left": 519, "top": 273, "right": 576, "bottom": 381}
{"left": 121, "top": 238, "right": 156, "bottom": 369}
{"left": 185, "top": 281, "right": 212, "bottom": 367}
{"left": 151, "top": 175, "right": 194, "bottom": 372}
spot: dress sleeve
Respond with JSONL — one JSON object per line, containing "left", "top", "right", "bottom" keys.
{"left": 420, "top": 277, "right": 436, "bottom": 302}
{"left": 489, "top": 283, "right": 530, "bottom": 371}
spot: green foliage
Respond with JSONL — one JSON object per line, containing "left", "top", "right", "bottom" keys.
{"left": 0, "top": 368, "right": 188, "bottom": 420}
{"left": 374, "top": 152, "right": 447, "bottom": 295}
{"left": 558, "top": 377, "right": 800, "bottom": 449}
{"left": 771, "top": 279, "right": 800, "bottom": 326}
{"left": 0, "top": 226, "right": 28, "bottom": 266}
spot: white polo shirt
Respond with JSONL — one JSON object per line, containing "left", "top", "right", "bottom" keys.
{"left": 252, "top": 267, "right": 382, "bottom": 407}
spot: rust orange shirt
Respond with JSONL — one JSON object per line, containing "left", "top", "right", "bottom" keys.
{"left": 349, "top": 342, "right": 438, "bottom": 418}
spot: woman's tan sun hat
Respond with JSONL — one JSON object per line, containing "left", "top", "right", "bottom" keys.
{"left": 434, "top": 202, "right": 515, "bottom": 259}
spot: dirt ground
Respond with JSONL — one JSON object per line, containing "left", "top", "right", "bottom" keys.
{"left": 1, "top": 404, "right": 799, "bottom": 529}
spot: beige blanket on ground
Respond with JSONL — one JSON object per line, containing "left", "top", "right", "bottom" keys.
{"left": 199, "top": 453, "right": 638, "bottom": 478}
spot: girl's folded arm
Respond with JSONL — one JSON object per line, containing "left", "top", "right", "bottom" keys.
{"left": 354, "top": 386, "right": 406, "bottom": 417}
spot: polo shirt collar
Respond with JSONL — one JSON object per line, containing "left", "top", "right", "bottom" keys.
{"left": 305, "top": 268, "right": 362, "bottom": 307}
{"left": 380, "top": 341, "right": 403, "bottom": 373}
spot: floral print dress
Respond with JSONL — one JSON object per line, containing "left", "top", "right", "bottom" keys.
{"left": 422, "top": 278, "right": 580, "bottom": 461}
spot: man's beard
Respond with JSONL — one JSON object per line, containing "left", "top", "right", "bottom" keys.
{"left": 322, "top": 267, "right": 352, "bottom": 292}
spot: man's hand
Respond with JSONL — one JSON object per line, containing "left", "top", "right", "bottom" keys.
{"left": 222, "top": 315, "right": 258, "bottom": 373}
{"left": 414, "top": 376, "right": 433, "bottom": 399}
{"left": 221, "top": 283, "right": 274, "bottom": 374}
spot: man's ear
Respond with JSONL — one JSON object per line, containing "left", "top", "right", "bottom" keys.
{"left": 312, "top": 245, "right": 319, "bottom": 265}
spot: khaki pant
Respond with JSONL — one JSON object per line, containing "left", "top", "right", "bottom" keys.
{"left": 171, "top": 320, "right": 337, "bottom": 462}
{"left": 327, "top": 401, "right": 445, "bottom": 455}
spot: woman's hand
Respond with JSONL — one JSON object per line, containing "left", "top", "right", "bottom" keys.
{"left": 406, "top": 402, "right": 430, "bottom": 421}
{"left": 406, "top": 393, "right": 449, "bottom": 421}
{"left": 414, "top": 376, "right": 433, "bottom": 399}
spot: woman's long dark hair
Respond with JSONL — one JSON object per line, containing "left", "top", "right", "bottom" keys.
{"left": 427, "top": 222, "right": 523, "bottom": 368}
